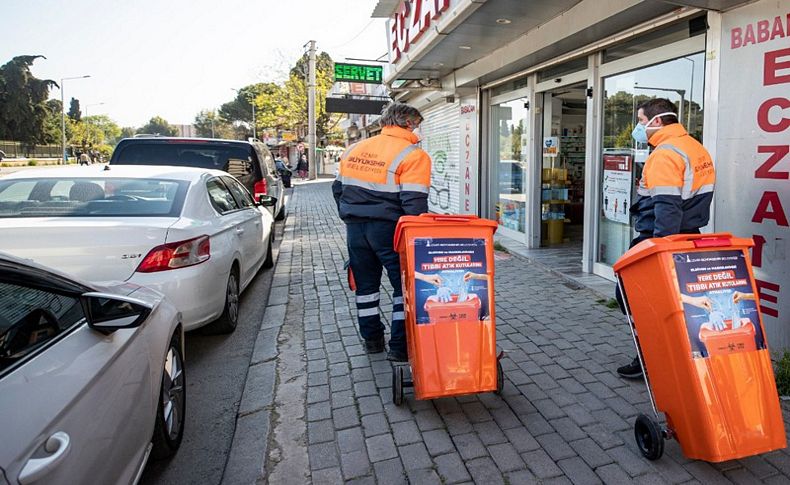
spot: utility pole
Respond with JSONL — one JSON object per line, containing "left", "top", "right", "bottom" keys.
{"left": 252, "top": 102, "right": 257, "bottom": 139}
{"left": 307, "top": 40, "right": 317, "bottom": 180}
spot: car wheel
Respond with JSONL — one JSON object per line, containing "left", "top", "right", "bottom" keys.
{"left": 263, "top": 231, "right": 274, "bottom": 269}
{"left": 209, "top": 266, "right": 240, "bottom": 334}
{"left": 275, "top": 203, "right": 286, "bottom": 221}
{"left": 151, "top": 333, "right": 185, "bottom": 460}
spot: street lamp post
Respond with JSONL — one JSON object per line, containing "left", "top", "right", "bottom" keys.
{"left": 61, "top": 75, "right": 90, "bottom": 164}
{"left": 231, "top": 88, "right": 256, "bottom": 139}
{"left": 682, "top": 57, "right": 696, "bottom": 131}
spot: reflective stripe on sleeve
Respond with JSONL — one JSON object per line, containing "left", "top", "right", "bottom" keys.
{"left": 400, "top": 183, "right": 429, "bottom": 193}
{"left": 392, "top": 296, "right": 403, "bottom": 305}
{"left": 650, "top": 185, "right": 682, "bottom": 196}
{"left": 392, "top": 311, "right": 405, "bottom": 321}
{"left": 696, "top": 184, "right": 714, "bottom": 195}
{"left": 356, "top": 292, "right": 380, "bottom": 303}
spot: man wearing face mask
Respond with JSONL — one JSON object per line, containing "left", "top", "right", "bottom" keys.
{"left": 616, "top": 97, "right": 716, "bottom": 379}
{"left": 332, "top": 103, "right": 431, "bottom": 362}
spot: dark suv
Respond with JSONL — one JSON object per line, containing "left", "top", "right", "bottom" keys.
{"left": 110, "top": 137, "right": 286, "bottom": 219}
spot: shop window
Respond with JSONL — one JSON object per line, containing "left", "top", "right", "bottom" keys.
{"left": 603, "top": 16, "right": 706, "bottom": 63}
{"left": 597, "top": 51, "right": 705, "bottom": 266}
{"left": 491, "top": 98, "right": 529, "bottom": 233}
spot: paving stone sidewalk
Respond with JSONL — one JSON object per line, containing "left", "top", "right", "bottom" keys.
{"left": 267, "top": 180, "right": 790, "bottom": 484}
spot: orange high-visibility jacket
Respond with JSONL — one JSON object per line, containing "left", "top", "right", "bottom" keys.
{"left": 633, "top": 123, "right": 715, "bottom": 237}
{"left": 332, "top": 126, "right": 432, "bottom": 222}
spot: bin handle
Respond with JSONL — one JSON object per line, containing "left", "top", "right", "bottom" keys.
{"left": 432, "top": 216, "right": 474, "bottom": 223}
{"left": 663, "top": 233, "right": 734, "bottom": 248}
{"left": 663, "top": 232, "right": 732, "bottom": 242}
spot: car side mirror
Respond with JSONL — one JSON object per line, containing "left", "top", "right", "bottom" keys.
{"left": 258, "top": 195, "right": 277, "bottom": 207}
{"left": 82, "top": 292, "right": 152, "bottom": 334}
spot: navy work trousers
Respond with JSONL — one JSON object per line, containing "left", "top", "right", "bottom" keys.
{"left": 346, "top": 221, "right": 405, "bottom": 354}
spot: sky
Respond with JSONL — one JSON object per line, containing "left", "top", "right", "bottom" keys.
{"left": 1, "top": 0, "right": 389, "bottom": 127}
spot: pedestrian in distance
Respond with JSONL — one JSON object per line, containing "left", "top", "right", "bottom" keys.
{"left": 332, "top": 102, "right": 431, "bottom": 362}
{"left": 296, "top": 154, "right": 308, "bottom": 180}
{"left": 616, "top": 97, "right": 716, "bottom": 379}
{"left": 79, "top": 151, "right": 91, "bottom": 166}
{"left": 275, "top": 157, "right": 292, "bottom": 188}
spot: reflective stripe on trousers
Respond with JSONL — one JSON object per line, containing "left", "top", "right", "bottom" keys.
{"left": 347, "top": 221, "right": 406, "bottom": 353}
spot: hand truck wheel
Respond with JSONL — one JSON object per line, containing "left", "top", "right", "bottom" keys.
{"left": 392, "top": 365, "right": 404, "bottom": 406}
{"left": 494, "top": 359, "right": 505, "bottom": 395}
{"left": 634, "top": 413, "right": 664, "bottom": 460}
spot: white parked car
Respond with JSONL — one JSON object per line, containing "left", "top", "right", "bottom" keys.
{"left": 0, "top": 165, "right": 275, "bottom": 333}
{"left": 0, "top": 251, "right": 184, "bottom": 484}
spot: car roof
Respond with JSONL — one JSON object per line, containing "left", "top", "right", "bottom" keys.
{"left": 117, "top": 136, "right": 259, "bottom": 146}
{"left": 1, "top": 165, "right": 227, "bottom": 182}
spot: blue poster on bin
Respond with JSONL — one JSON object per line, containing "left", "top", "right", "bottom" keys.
{"left": 413, "top": 238, "right": 490, "bottom": 325}
{"left": 673, "top": 249, "right": 765, "bottom": 358}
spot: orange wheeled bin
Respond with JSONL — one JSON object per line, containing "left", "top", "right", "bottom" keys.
{"left": 391, "top": 214, "right": 504, "bottom": 405}
{"left": 613, "top": 233, "right": 786, "bottom": 462}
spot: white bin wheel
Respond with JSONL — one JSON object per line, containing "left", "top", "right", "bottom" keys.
{"left": 634, "top": 413, "right": 664, "bottom": 460}
{"left": 494, "top": 360, "right": 504, "bottom": 395}
{"left": 392, "top": 365, "right": 404, "bottom": 406}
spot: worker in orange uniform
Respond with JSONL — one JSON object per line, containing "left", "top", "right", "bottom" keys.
{"left": 616, "top": 98, "right": 716, "bottom": 379}
{"left": 332, "top": 103, "right": 431, "bottom": 362}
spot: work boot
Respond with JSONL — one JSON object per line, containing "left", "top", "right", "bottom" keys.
{"left": 617, "top": 357, "right": 643, "bottom": 379}
{"left": 364, "top": 337, "right": 385, "bottom": 354}
{"left": 387, "top": 349, "right": 408, "bottom": 362}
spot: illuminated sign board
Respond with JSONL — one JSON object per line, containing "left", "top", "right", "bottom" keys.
{"left": 334, "top": 63, "right": 383, "bottom": 84}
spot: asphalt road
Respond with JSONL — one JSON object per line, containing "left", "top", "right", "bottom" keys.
{"left": 139, "top": 202, "right": 287, "bottom": 485}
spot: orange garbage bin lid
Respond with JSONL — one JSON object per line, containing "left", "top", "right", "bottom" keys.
{"left": 394, "top": 214, "right": 498, "bottom": 250}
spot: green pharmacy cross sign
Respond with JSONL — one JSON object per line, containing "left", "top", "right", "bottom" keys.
{"left": 334, "top": 63, "right": 383, "bottom": 84}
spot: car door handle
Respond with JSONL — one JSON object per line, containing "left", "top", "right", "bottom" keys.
{"left": 235, "top": 227, "right": 245, "bottom": 234}
{"left": 19, "top": 432, "right": 71, "bottom": 484}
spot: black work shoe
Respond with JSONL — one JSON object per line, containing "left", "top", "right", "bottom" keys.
{"left": 387, "top": 350, "right": 408, "bottom": 362}
{"left": 617, "top": 357, "right": 643, "bottom": 379}
{"left": 364, "top": 337, "right": 385, "bottom": 354}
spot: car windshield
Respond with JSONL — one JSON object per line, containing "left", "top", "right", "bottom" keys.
{"left": 0, "top": 177, "right": 188, "bottom": 218}
{"left": 113, "top": 142, "right": 254, "bottom": 173}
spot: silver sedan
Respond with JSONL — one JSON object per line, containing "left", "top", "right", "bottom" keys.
{"left": 0, "top": 252, "right": 185, "bottom": 484}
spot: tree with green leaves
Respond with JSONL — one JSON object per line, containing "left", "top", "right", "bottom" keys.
{"left": 283, "top": 51, "right": 344, "bottom": 145}
{"left": 119, "top": 126, "right": 136, "bottom": 141}
{"left": 68, "top": 97, "right": 81, "bottom": 121}
{"left": 194, "top": 110, "right": 235, "bottom": 139}
{"left": 43, "top": 99, "right": 65, "bottom": 144}
{"left": 0, "top": 55, "right": 58, "bottom": 146}
{"left": 138, "top": 116, "right": 178, "bottom": 136}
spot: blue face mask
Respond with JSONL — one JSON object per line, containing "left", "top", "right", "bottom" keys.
{"left": 631, "top": 123, "right": 648, "bottom": 144}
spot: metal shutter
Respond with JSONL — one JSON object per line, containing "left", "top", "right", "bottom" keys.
{"left": 419, "top": 101, "right": 461, "bottom": 214}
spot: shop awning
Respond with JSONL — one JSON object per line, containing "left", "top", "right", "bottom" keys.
{"left": 656, "top": 0, "right": 754, "bottom": 11}
{"left": 384, "top": 0, "right": 698, "bottom": 90}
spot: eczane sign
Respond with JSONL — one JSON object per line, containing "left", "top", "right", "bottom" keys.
{"left": 389, "top": 0, "right": 451, "bottom": 63}
{"left": 716, "top": 0, "right": 790, "bottom": 347}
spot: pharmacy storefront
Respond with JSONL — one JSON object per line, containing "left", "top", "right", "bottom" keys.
{"left": 381, "top": 0, "right": 788, "bottom": 344}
